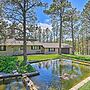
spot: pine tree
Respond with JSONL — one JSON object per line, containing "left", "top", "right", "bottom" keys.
{"left": 44, "top": 0, "right": 71, "bottom": 54}
{"left": 3, "top": 0, "right": 45, "bottom": 64}
{"left": 64, "top": 8, "right": 80, "bottom": 55}
{"left": 81, "top": 0, "right": 90, "bottom": 55}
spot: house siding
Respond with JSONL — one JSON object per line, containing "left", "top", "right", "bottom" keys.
{"left": 44, "top": 48, "right": 58, "bottom": 54}
{"left": 0, "top": 46, "right": 72, "bottom": 55}
{"left": 0, "top": 41, "right": 72, "bottom": 55}
{"left": 0, "top": 46, "right": 13, "bottom": 56}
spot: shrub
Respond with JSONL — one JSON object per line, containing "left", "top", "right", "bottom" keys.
{"left": 0, "top": 56, "right": 36, "bottom": 73}
{"left": 0, "top": 56, "right": 17, "bottom": 73}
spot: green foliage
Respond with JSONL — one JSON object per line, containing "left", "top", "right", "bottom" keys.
{"left": 0, "top": 56, "right": 35, "bottom": 73}
{"left": 27, "top": 64, "right": 36, "bottom": 72}
{"left": 17, "top": 63, "right": 36, "bottom": 73}
{"left": 0, "top": 56, "right": 17, "bottom": 73}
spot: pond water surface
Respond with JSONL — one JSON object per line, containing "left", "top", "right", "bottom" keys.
{"left": 0, "top": 59, "right": 90, "bottom": 90}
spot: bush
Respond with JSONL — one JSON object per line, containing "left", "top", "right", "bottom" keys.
{"left": 0, "top": 56, "right": 17, "bottom": 73}
{"left": 0, "top": 56, "right": 36, "bottom": 74}
{"left": 27, "top": 64, "right": 36, "bottom": 72}
{"left": 17, "top": 64, "right": 36, "bottom": 73}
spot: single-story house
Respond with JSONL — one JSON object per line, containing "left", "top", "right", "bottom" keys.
{"left": 0, "top": 39, "right": 72, "bottom": 56}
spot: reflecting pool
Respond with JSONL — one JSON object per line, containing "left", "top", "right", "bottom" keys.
{"left": 0, "top": 59, "right": 90, "bottom": 90}
{"left": 31, "top": 59, "right": 90, "bottom": 90}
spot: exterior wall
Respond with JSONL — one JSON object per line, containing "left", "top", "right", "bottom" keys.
{"left": 12, "top": 46, "right": 23, "bottom": 55}
{"left": 44, "top": 48, "right": 58, "bottom": 54}
{"left": 44, "top": 47, "right": 72, "bottom": 54}
{"left": 69, "top": 48, "right": 72, "bottom": 54}
{"left": 0, "top": 46, "right": 13, "bottom": 56}
{"left": 0, "top": 45, "right": 72, "bottom": 55}
{"left": 0, "top": 45, "right": 23, "bottom": 56}
{"left": 0, "top": 45, "right": 44, "bottom": 56}
{"left": 27, "top": 46, "right": 44, "bottom": 54}
{"left": 13, "top": 45, "right": 44, "bottom": 55}
{"left": 55, "top": 48, "right": 59, "bottom": 54}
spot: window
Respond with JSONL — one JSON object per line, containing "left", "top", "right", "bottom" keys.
{"left": 0, "top": 46, "right": 6, "bottom": 51}
{"left": 31, "top": 46, "right": 33, "bottom": 50}
{"left": 39, "top": 46, "right": 41, "bottom": 49}
{"left": 48, "top": 48, "right": 55, "bottom": 52}
{"left": 48, "top": 48, "right": 50, "bottom": 52}
{"left": 31, "top": 46, "right": 41, "bottom": 50}
{"left": 20, "top": 46, "right": 23, "bottom": 50}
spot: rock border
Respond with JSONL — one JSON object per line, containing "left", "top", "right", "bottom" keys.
{"left": 27, "top": 58, "right": 59, "bottom": 64}
{"left": 69, "top": 77, "right": 90, "bottom": 90}
{"left": 0, "top": 71, "right": 39, "bottom": 79}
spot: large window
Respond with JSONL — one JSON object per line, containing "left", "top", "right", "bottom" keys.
{"left": 0, "top": 46, "right": 6, "bottom": 51}
{"left": 48, "top": 48, "right": 55, "bottom": 52}
{"left": 31, "top": 46, "right": 41, "bottom": 50}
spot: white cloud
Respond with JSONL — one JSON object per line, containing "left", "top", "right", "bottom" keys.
{"left": 38, "top": 23, "right": 52, "bottom": 30}
{"left": 66, "top": 38, "right": 72, "bottom": 41}
{"left": 44, "top": 19, "right": 50, "bottom": 23}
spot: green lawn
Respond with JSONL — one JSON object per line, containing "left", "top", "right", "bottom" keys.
{"left": 17, "top": 54, "right": 60, "bottom": 61}
{"left": 17, "top": 54, "right": 90, "bottom": 61}
{"left": 62, "top": 54, "right": 90, "bottom": 61}
{"left": 79, "top": 81, "right": 90, "bottom": 90}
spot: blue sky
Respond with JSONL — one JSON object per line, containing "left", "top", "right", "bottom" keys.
{"left": 36, "top": 0, "right": 88, "bottom": 23}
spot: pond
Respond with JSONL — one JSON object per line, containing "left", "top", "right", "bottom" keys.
{"left": 0, "top": 59, "right": 90, "bottom": 90}
{"left": 31, "top": 59, "right": 90, "bottom": 90}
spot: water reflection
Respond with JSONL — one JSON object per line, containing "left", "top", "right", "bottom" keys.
{"left": 31, "top": 59, "right": 90, "bottom": 90}
{"left": 0, "top": 79, "right": 26, "bottom": 90}
{"left": 0, "top": 59, "right": 90, "bottom": 90}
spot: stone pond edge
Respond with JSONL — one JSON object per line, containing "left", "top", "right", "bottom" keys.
{"left": 0, "top": 71, "right": 39, "bottom": 79}
{"left": 69, "top": 76, "right": 90, "bottom": 90}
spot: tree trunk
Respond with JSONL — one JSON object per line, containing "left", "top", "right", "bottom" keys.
{"left": 39, "top": 31, "right": 41, "bottom": 42}
{"left": 77, "top": 34, "right": 80, "bottom": 54}
{"left": 71, "top": 18, "right": 75, "bottom": 55}
{"left": 74, "top": 38, "right": 76, "bottom": 52}
{"left": 81, "top": 33, "right": 84, "bottom": 55}
{"left": 53, "top": 32, "right": 55, "bottom": 42}
{"left": 59, "top": 12, "right": 62, "bottom": 55}
{"left": 56, "top": 22, "right": 59, "bottom": 42}
{"left": 23, "top": 0, "right": 27, "bottom": 65}
{"left": 86, "top": 39, "right": 89, "bottom": 55}
{"left": 86, "top": 30, "right": 89, "bottom": 55}
{"left": 50, "top": 33, "right": 52, "bottom": 43}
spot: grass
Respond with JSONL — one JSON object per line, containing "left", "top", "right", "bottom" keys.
{"left": 17, "top": 54, "right": 60, "bottom": 61}
{"left": 17, "top": 54, "right": 90, "bottom": 62}
{"left": 79, "top": 81, "right": 90, "bottom": 90}
{"left": 62, "top": 54, "right": 90, "bottom": 61}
